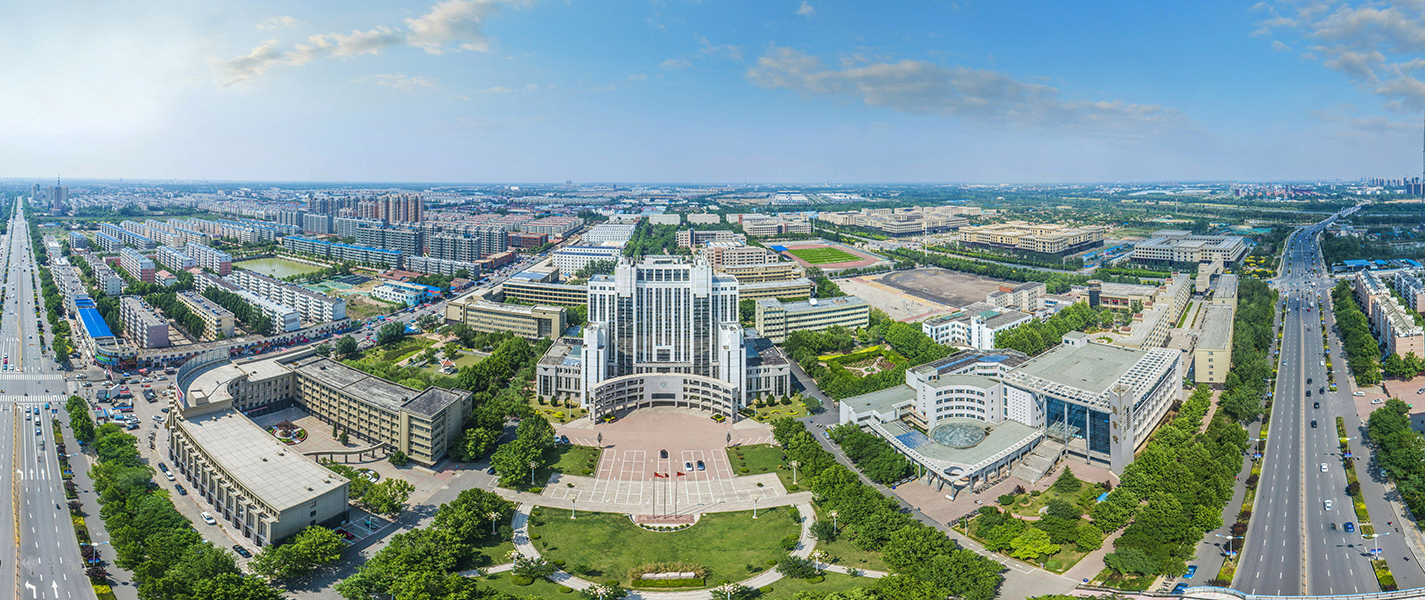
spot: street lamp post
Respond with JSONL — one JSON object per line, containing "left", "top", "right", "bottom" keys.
{"left": 529, "top": 460, "right": 538, "bottom": 486}
{"left": 570, "top": 497, "right": 576, "bottom": 520}
{"left": 714, "top": 582, "right": 741, "bottom": 600}
{"left": 1214, "top": 533, "right": 1243, "bottom": 558}
{"left": 752, "top": 496, "right": 759, "bottom": 519}
{"left": 1362, "top": 533, "right": 1385, "bottom": 555}
{"left": 489, "top": 511, "right": 500, "bottom": 535}
{"left": 830, "top": 510, "right": 838, "bottom": 533}
{"left": 790, "top": 460, "right": 800, "bottom": 485}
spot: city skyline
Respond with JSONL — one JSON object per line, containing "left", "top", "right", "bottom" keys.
{"left": 6, "top": 1, "right": 1425, "bottom": 183}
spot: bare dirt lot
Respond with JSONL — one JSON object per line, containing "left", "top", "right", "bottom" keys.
{"left": 877, "top": 267, "right": 1013, "bottom": 308}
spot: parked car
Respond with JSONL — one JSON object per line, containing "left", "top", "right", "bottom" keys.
{"left": 201, "top": 512, "right": 216, "bottom": 525}
{"left": 175, "top": 485, "right": 187, "bottom": 496}
{"left": 1354, "top": 391, "right": 1366, "bottom": 397}
{"left": 684, "top": 462, "right": 693, "bottom": 472}
{"left": 1183, "top": 565, "right": 1197, "bottom": 579}
{"left": 232, "top": 544, "right": 252, "bottom": 558}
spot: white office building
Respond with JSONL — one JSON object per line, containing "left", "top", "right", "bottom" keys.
{"left": 227, "top": 270, "right": 346, "bottom": 324}
{"left": 552, "top": 245, "right": 623, "bottom": 275}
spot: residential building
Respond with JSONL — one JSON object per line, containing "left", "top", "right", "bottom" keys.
{"left": 156, "top": 246, "right": 196, "bottom": 271}
{"left": 356, "top": 225, "right": 423, "bottom": 256}
{"left": 185, "top": 243, "right": 233, "bottom": 275}
{"left": 755, "top": 296, "right": 871, "bottom": 343}
{"left": 228, "top": 270, "right": 347, "bottom": 324}
{"left": 427, "top": 234, "right": 485, "bottom": 262}
{"left": 302, "top": 213, "right": 333, "bottom": 234}
{"left": 120, "top": 248, "right": 156, "bottom": 283}
{"left": 958, "top": 221, "right": 1105, "bottom": 256}
{"left": 178, "top": 291, "right": 236, "bottom": 340}
{"left": 1130, "top": 231, "right": 1251, "bottom": 266}
{"left": 120, "top": 295, "right": 169, "bottom": 348}
{"left": 95, "top": 231, "right": 123, "bottom": 252}
{"left": 1194, "top": 305, "right": 1235, "bottom": 385}
{"left": 93, "top": 262, "right": 124, "bottom": 296}
{"left": 552, "top": 245, "right": 622, "bottom": 275}
{"left": 404, "top": 255, "right": 481, "bottom": 278}
{"left": 519, "top": 216, "right": 583, "bottom": 237}
{"left": 67, "top": 231, "right": 89, "bottom": 250}
{"left": 236, "top": 289, "right": 302, "bottom": 333}
{"left": 507, "top": 232, "right": 548, "bottom": 249}
{"left": 1394, "top": 271, "right": 1425, "bottom": 313}
{"left": 583, "top": 223, "right": 637, "bottom": 246}
{"left": 1355, "top": 270, "right": 1425, "bottom": 358}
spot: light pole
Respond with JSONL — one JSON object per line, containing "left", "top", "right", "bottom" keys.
{"left": 830, "top": 510, "right": 838, "bottom": 533}
{"left": 570, "top": 497, "right": 576, "bottom": 520}
{"left": 1366, "top": 532, "right": 1391, "bottom": 558}
{"left": 714, "top": 582, "right": 741, "bottom": 600}
{"left": 752, "top": 496, "right": 759, "bottom": 519}
{"left": 529, "top": 460, "right": 538, "bottom": 486}
{"left": 790, "top": 460, "right": 800, "bottom": 485}
{"left": 488, "top": 511, "right": 500, "bottom": 535}
{"left": 1214, "top": 533, "right": 1243, "bottom": 558}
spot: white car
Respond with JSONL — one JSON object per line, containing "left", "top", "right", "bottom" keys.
{"left": 1324, "top": 499, "right": 1333, "bottom": 510}
{"left": 1353, "top": 391, "right": 1366, "bottom": 397}
{"left": 1372, "top": 399, "right": 1385, "bottom": 405}
{"left": 1321, "top": 463, "right": 1329, "bottom": 472}
{"left": 201, "top": 511, "right": 216, "bottom": 525}
{"left": 1320, "top": 361, "right": 1325, "bottom": 366}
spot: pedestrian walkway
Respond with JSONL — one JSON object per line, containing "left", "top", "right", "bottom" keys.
{"left": 58, "top": 417, "right": 139, "bottom": 600}
{"left": 507, "top": 502, "right": 825, "bottom": 599}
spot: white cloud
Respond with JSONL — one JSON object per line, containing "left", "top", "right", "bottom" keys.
{"left": 746, "top": 46, "right": 1193, "bottom": 139}
{"left": 477, "top": 83, "right": 538, "bottom": 94}
{"left": 353, "top": 73, "right": 441, "bottom": 90}
{"left": 628, "top": 73, "right": 648, "bottom": 80}
{"left": 257, "top": 16, "right": 299, "bottom": 30}
{"left": 698, "top": 36, "right": 743, "bottom": 60}
{"left": 797, "top": 1, "right": 815, "bottom": 17}
{"left": 661, "top": 58, "right": 693, "bottom": 70}
{"left": 217, "top": 0, "right": 527, "bottom": 85}
{"left": 1258, "top": 1, "right": 1425, "bottom": 112}
{"left": 1313, "top": 106, "right": 1416, "bottom": 138}
{"left": 1272, "top": 40, "right": 1291, "bottom": 52}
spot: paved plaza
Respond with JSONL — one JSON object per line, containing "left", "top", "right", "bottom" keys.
{"left": 548, "top": 407, "right": 797, "bottom": 514}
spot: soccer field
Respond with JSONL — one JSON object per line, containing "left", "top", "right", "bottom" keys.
{"left": 787, "top": 246, "right": 862, "bottom": 264}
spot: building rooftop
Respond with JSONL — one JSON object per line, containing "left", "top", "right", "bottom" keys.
{"left": 78, "top": 307, "right": 114, "bottom": 339}
{"left": 1198, "top": 305, "right": 1235, "bottom": 351}
{"left": 539, "top": 337, "right": 583, "bottom": 368}
{"left": 1003, "top": 342, "right": 1152, "bottom": 396}
{"left": 759, "top": 295, "right": 867, "bottom": 313}
{"left": 842, "top": 384, "right": 917, "bottom": 417}
{"left": 286, "top": 355, "right": 416, "bottom": 412}
{"left": 911, "top": 348, "right": 1032, "bottom": 376}
{"left": 175, "top": 409, "right": 347, "bottom": 513}
{"left": 875, "top": 418, "right": 1042, "bottom": 477}
{"left": 402, "top": 386, "right": 470, "bottom": 418}
{"left": 1216, "top": 274, "right": 1238, "bottom": 300}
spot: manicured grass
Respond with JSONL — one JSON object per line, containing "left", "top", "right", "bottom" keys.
{"left": 529, "top": 507, "right": 799, "bottom": 585}
{"left": 361, "top": 336, "right": 435, "bottom": 363}
{"left": 549, "top": 444, "right": 602, "bottom": 477}
{"left": 811, "top": 506, "right": 888, "bottom": 572}
{"left": 745, "top": 403, "right": 807, "bottom": 423}
{"left": 1095, "top": 567, "right": 1156, "bottom": 591}
{"left": 476, "top": 572, "right": 571, "bottom": 597}
{"left": 1041, "top": 544, "right": 1091, "bottom": 573}
{"left": 727, "top": 444, "right": 798, "bottom": 489}
{"left": 472, "top": 535, "right": 515, "bottom": 569}
{"left": 760, "top": 571, "right": 874, "bottom": 599}
{"left": 417, "top": 350, "right": 485, "bottom": 376}
{"left": 787, "top": 247, "right": 862, "bottom": 265}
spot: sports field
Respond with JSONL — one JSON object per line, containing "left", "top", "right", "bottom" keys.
{"left": 787, "top": 246, "right": 862, "bottom": 265}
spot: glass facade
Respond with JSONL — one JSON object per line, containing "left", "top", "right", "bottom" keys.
{"left": 1045, "top": 397, "right": 1110, "bottom": 455}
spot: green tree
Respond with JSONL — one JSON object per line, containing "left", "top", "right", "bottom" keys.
{"left": 430, "top": 488, "right": 514, "bottom": 546}
{"left": 376, "top": 322, "right": 407, "bottom": 346}
{"left": 1105, "top": 546, "right": 1158, "bottom": 576}
{"left": 1008, "top": 527, "right": 1060, "bottom": 561}
{"left": 918, "top": 549, "right": 1004, "bottom": 600}
{"left": 249, "top": 526, "right": 346, "bottom": 580}
{"left": 187, "top": 572, "right": 286, "bottom": 600}
{"left": 1051, "top": 467, "right": 1082, "bottom": 494}
{"left": 1043, "top": 498, "right": 1080, "bottom": 520}
{"left": 881, "top": 525, "right": 956, "bottom": 573}
{"left": 1077, "top": 523, "right": 1104, "bottom": 551}
{"left": 388, "top": 450, "right": 408, "bottom": 467}
{"left": 775, "top": 555, "right": 818, "bottom": 579}
{"left": 362, "top": 478, "right": 416, "bottom": 515}
{"left": 335, "top": 335, "right": 359, "bottom": 358}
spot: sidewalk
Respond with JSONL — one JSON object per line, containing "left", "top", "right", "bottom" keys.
{"left": 58, "top": 418, "right": 139, "bottom": 600}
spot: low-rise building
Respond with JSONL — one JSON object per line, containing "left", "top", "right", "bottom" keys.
{"left": 1356, "top": 270, "right": 1425, "bottom": 358}
{"left": 755, "top": 295, "right": 871, "bottom": 343}
{"left": 737, "top": 278, "right": 815, "bottom": 301}
{"left": 552, "top": 245, "right": 622, "bottom": 275}
{"left": 236, "top": 289, "right": 302, "bottom": 333}
{"left": 582, "top": 223, "right": 638, "bottom": 246}
{"left": 676, "top": 229, "right": 745, "bottom": 248}
{"left": 178, "top": 291, "right": 236, "bottom": 341}
{"left": 445, "top": 290, "right": 567, "bottom": 339}
{"left": 959, "top": 221, "right": 1104, "bottom": 256}
{"left": 1193, "top": 305, "right": 1235, "bottom": 385}
{"left": 371, "top": 281, "right": 440, "bottom": 306}
{"left": 720, "top": 261, "right": 804, "bottom": 284}
{"left": 1130, "top": 230, "right": 1250, "bottom": 266}
{"left": 501, "top": 274, "right": 589, "bottom": 307}
{"left": 986, "top": 281, "right": 1046, "bottom": 313}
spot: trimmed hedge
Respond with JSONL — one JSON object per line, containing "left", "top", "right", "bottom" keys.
{"left": 632, "top": 578, "right": 706, "bottom": 589}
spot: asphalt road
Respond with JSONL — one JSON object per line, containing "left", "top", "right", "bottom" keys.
{"left": 1235, "top": 216, "right": 1382, "bottom": 595}
{"left": 2, "top": 205, "right": 86, "bottom": 600}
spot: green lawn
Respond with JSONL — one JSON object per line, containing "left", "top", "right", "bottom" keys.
{"left": 760, "top": 572, "right": 875, "bottom": 599}
{"left": 475, "top": 572, "right": 572, "bottom": 597}
{"left": 417, "top": 350, "right": 485, "bottom": 376}
{"left": 787, "top": 247, "right": 861, "bottom": 265}
{"left": 726, "top": 444, "right": 799, "bottom": 490}
{"left": 811, "top": 506, "right": 888, "bottom": 572}
{"left": 549, "top": 444, "right": 602, "bottom": 477}
{"left": 529, "top": 507, "right": 799, "bottom": 586}
{"left": 362, "top": 336, "right": 436, "bottom": 363}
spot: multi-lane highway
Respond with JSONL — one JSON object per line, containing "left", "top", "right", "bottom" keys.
{"left": 1236, "top": 215, "right": 1382, "bottom": 595}
{"left": 0, "top": 200, "right": 86, "bottom": 600}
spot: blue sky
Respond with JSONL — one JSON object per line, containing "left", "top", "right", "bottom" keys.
{"left": 4, "top": 0, "right": 1425, "bottom": 183}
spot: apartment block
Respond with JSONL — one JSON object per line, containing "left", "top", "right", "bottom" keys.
{"left": 156, "top": 246, "right": 196, "bottom": 271}
{"left": 228, "top": 270, "right": 347, "bottom": 324}
{"left": 185, "top": 242, "right": 233, "bottom": 275}
{"left": 120, "top": 248, "right": 156, "bottom": 283}
{"left": 676, "top": 229, "right": 745, "bottom": 248}
{"left": 95, "top": 232, "right": 123, "bottom": 252}
{"left": 519, "top": 216, "right": 583, "bottom": 237}
{"left": 1394, "top": 272, "right": 1425, "bottom": 313}
{"left": 403, "top": 255, "right": 481, "bottom": 278}
{"left": 427, "top": 234, "right": 484, "bottom": 262}
{"left": 178, "top": 290, "right": 236, "bottom": 340}
{"left": 67, "top": 231, "right": 89, "bottom": 250}
{"left": 1355, "top": 270, "right": 1425, "bottom": 358}
{"left": 120, "top": 295, "right": 169, "bottom": 348}
{"left": 93, "top": 262, "right": 124, "bottom": 296}
{"left": 237, "top": 289, "right": 302, "bottom": 333}
{"left": 1193, "top": 305, "right": 1235, "bottom": 385}
{"left": 552, "top": 245, "right": 622, "bottom": 274}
